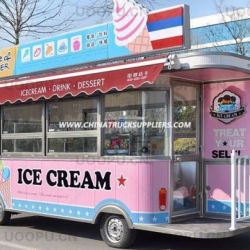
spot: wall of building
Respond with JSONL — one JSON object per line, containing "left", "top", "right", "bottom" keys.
{"left": 190, "top": 8, "right": 250, "bottom": 56}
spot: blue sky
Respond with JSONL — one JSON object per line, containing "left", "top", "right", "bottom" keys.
{"left": 0, "top": 0, "right": 249, "bottom": 47}
{"left": 69, "top": 0, "right": 250, "bottom": 32}
{"left": 71, "top": 0, "right": 250, "bottom": 23}
{"left": 155, "top": 0, "right": 249, "bottom": 18}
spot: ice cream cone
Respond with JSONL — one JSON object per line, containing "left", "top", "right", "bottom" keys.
{"left": 127, "top": 27, "right": 152, "bottom": 54}
{"left": 113, "top": 0, "right": 148, "bottom": 47}
{"left": 0, "top": 181, "right": 11, "bottom": 208}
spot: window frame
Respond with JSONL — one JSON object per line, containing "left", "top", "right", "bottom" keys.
{"left": 1, "top": 102, "right": 45, "bottom": 156}
{"left": 171, "top": 81, "right": 201, "bottom": 157}
{"left": 103, "top": 89, "right": 170, "bottom": 157}
{"left": 0, "top": 76, "right": 172, "bottom": 159}
{"left": 46, "top": 96, "right": 101, "bottom": 156}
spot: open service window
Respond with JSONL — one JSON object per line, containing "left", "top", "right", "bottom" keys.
{"left": 1, "top": 103, "right": 44, "bottom": 155}
{"left": 47, "top": 97, "right": 100, "bottom": 155}
{"left": 104, "top": 90, "right": 170, "bottom": 157}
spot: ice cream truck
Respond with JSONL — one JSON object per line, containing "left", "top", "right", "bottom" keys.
{"left": 0, "top": 1, "right": 250, "bottom": 248}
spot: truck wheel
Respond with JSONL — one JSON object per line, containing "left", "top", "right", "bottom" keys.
{"left": 0, "top": 200, "right": 11, "bottom": 225}
{"left": 100, "top": 214, "right": 136, "bottom": 248}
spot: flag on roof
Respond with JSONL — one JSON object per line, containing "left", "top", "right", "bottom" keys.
{"left": 147, "top": 6, "right": 189, "bottom": 50}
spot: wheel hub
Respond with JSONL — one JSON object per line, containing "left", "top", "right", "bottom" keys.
{"left": 106, "top": 218, "right": 124, "bottom": 243}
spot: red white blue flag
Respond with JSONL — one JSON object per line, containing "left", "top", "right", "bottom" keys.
{"left": 147, "top": 6, "right": 189, "bottom": 50}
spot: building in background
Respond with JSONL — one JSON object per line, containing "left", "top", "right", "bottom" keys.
{"left": 190, "top": 7, "right": 250, "bottom": 56}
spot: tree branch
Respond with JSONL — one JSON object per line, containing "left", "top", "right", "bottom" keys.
{"left": 0, "top": 0, "right": 74, "bottom": 45}
{"left": 205, "top": 0, "right": 250, "bottom": 56}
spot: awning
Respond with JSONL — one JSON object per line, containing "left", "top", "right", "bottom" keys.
{"left": 0, "top": 57, "right": 166, "bottom": 104}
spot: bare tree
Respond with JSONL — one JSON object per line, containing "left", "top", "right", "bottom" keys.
{"left": 205, "top": 0, "right": 250, "bottom": 56}
{"left": 0, "top": 0, "right": 157, "bottom": 45}
{"left": 0, "top": 0, "right": 74, "bottom": 45}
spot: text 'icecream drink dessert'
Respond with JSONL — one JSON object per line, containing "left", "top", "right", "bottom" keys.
{"left": 113, "top": 0, "right": 148, "bottom": 46}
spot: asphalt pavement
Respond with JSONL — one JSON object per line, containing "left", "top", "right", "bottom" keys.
{"left": 0, "top": 214, "right": 249, "bottom": 250}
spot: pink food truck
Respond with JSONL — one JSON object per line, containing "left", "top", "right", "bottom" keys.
{"left": 0, "top": 2, "right": 250, "bottom": 248}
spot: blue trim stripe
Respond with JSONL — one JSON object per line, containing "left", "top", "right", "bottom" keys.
{"left": 207, "top": 200, "right": 250, "bottom": 215}
{"left": 95, "top": 199, "right": 169, "bottom": 224}
{"left": 135, "top": 212, "right": 169, "bottom": 224}
{"left": 12, "top": 199, "right": 169, "bottom": 225}
{"left": 12, "top": 199, "right": 94, "bottom": 220}
{"left": 207, "top": 200, "right": 231, "bottom": 214}
{"left": 147, "top": 16, "right": 183, "bottom": 32}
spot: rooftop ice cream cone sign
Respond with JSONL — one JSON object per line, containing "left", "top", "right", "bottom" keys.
{"left": 112, "top": 1, "right": 190, "bottom": 51}
{"left": 1, "top": 4, "right": 190, "bottom": 78}
{"left": 112, "top": 0, "right": 148, "bottom": 46}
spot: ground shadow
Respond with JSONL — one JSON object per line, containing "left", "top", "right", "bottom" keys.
{"left": 7, "top": 214, "right": 250, "bottom": 250}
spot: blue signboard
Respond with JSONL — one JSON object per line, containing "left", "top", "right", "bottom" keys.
{"left": 15, "top": 24, "right": 130, "bottom": 75}
{"left": 1, "top": 4, "right": 190, "bottom": 78}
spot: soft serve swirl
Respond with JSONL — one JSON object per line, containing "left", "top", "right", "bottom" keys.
{"left": 113, "top": 0, "right": 148, "bottom": 46}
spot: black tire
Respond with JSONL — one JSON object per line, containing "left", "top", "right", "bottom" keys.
{"left": 100, "top": 214, "right": 136, "bottom": 248}
{"left": 0, "top": 200, "right": 11, "bottom": 225}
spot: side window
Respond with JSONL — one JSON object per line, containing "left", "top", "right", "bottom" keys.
{"left": 104, "top": 91, "right": 169, "bottom": 156}
{"left": 48, "top": 98, "right": 97, "bottom": 132}
{"left": 2, "top": 103, "right": 43, "bottom": 154}
{"left": 173, "top": 84, "right": 199, "bottom": 155}
{"left": 47, "top": 98, "right": 99, "bottom": 154}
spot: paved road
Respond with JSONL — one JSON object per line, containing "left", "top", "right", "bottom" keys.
{"left": 0, "top": 214, "right": 250, "bottom": 250}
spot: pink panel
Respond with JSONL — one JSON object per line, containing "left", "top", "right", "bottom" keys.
{"left": 10, "top": 160, "right": 96, "bottom": 206}
{"left": 2, "top": 159, "right": 170, "bottom": 213}
{"left": 204, "top": 81, "right": 250, "bottom": 212}
{"left": 207, "top": 165, "right": 231, "bottom": 201}
{"left": 207, "top": 164, "right": 250, "bottom": 202}
{"left": 203, "top": 81, "right": 250, "bottom": 159}
{"left": 94, "top": 161, "right": 116, "bottom": 206}
{"left": 139, "top": 161, "right": 170, "bottom": 212}
{"left": 151, "top": 161, "right": 169, "bottom": 211}
{"left": 114, "top": 162, "right": 139, "bottom": 211}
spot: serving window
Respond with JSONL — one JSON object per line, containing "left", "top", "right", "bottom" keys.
{"left": 2, "top": 139, "right": 42, "bottom": 153}
{"left": 104, "top": 90, "right": 169, "bottom": 156}
{"left": 48, "top": 137, "right": 97, "bottom": 153}
{"left": 48, "top": 98, "right": 97, "bottom": 132}
{"left": 0, "top": 87, "right": 171, "bottom": 157}
{"left": 1, "top": 103, "right": 44, "bottom": 154}
{"left": 47, "top": 98, "right": 99, "bottom": 154}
